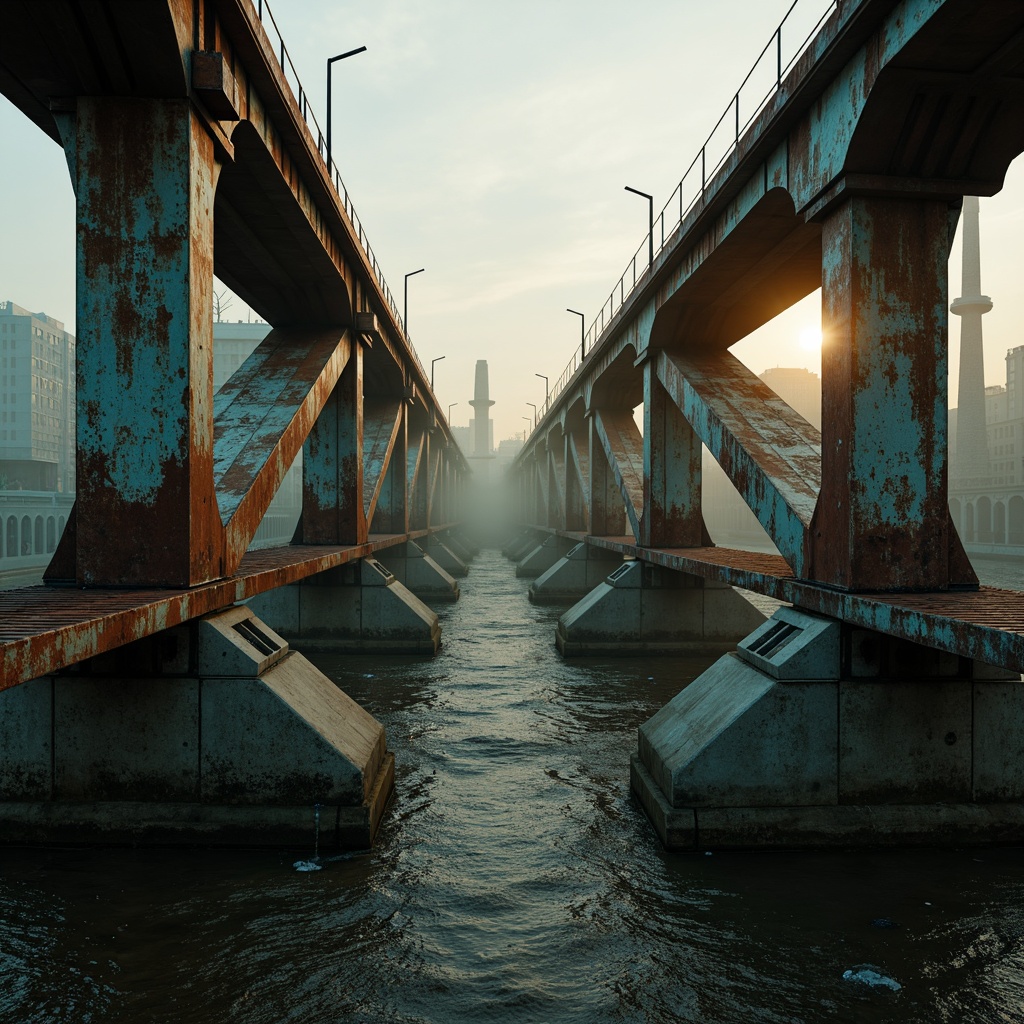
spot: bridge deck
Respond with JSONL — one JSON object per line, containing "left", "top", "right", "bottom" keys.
{"left": 559, "top": 533, "right": 1024, "bottom": 674}
{"left": 0, "top": 532, "right": 438, "bottom": 690}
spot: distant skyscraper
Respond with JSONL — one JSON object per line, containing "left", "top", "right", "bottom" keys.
{"left": 951, "top": 195, "right": 992, "bottom": 485}
{"left": 469, "top": 359, "right": 495, "bottom": 458}
{"left": 0, "top": 301, "right": 76, "bottom": 493}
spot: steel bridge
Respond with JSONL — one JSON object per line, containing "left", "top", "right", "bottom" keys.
{"left": 0, "top": 0, "right": 470, "bottom": 689}
{"left": 510, "top": 0, "right": 1024, "bottom": 676}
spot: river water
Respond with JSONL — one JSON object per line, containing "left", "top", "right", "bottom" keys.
{"left": 2, "top": 549, "right": 1024, "bottom": 1022}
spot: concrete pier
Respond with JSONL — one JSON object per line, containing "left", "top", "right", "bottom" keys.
{"left": 631, "top": 607, "right": 1024, "bottom": 849}
{"left": 0, "top": 607, "right": 394, "bottom": 848}
{"left": 503, "top": 529, "right": 541, "bottom": 563}
{"left": 425, "top": 536, "right": 469, "bottom": 578}
{"left": 556, "top": 559, "right": 766, "bottom": 655}
{"left": 378, "top": 541, "right": 460, "bottom": 604}
{"left": 528, "top": 542, "right": 624, "bottom": 604}
{"left": 515, "top": 535, "right": 573, "bottom": 579}
{"left": 248, "top": 558, "right": 441, "bottom": 654}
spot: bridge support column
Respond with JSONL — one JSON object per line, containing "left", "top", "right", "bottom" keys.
{"left": 555, "top": 560, "right": 766, "bottom": 655}
{"left": 515, "top": 534, "right": 575, "bottom": 579}
{"left": 632, "top": 607, "right": 1024, "bottom": 850}
{"left": 810, "top": 193, "right": 973, "bottom": 589}
{"left": 55, "top": 97, "right": 223, "bottom": 587}
{"left": 248, "top": 558, "right": 440, "bottom": 654}
{"left": 376, "top": 541, "right": 459, "bottom": 603}
{"left": 302, "top": 347, "right": 366, "bottom": 544}
{"left": 0, "top": 607, "right": 393, "bottom": 848}
{"left": 424, "top": 535, "right": 469, "bottom": 578}
{"left": 503, "top": 528, "right": 542, "bottom": 562}
{"left": 642, "top": 360, "right": 706, "bottom": 546}
{"left": 528, "top": 542, "right": 624, "bottom": 604}
{"left": 439, "top": 530, "right": 475, "bottom": 565}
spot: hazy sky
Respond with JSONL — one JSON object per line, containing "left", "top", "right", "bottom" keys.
{"left": 1, "top": 0, "right": 1021, "bottom": 442}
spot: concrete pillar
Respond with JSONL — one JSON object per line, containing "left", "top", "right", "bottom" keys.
{"left": 440, "top": 531, "right": 475, "bottom": 565}
{"left": 528, "top": 542, "right": 624, "bottom": 604}
{"left": 503, "top": 529, "right": 540, "bottom": 562}
{"left": 249, "top": 558, "right": 440, "bottom": 653}
{"left": 631, "top": 607, "right": 1024, "bottom": 850}
{"left": 62, "top": 97, "right": 222, "bottom": 586}
{"left": 556, "top": 559, "right": 766, "bottom": 655}
{"left": 377, "top": 541, "right": 459, "bottom": 603}
{"left": 303, "top": 345, "right": 366, "bottom": 544}
{"left": 515, "top": 534, "right": 572, "bottom": 579}
{"left": 424, "top": 535, "right": 468, "bottom": 578}
{"left": 0, "top": 607, "right": 394, "bottom": 847}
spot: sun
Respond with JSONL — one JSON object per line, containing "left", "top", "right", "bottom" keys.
{"left": 799, "top": 325, "right": 823, "bottom": 352}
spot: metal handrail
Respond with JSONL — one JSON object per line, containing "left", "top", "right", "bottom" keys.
{"left": 252, "top": 0, "right": 429, "bottom": 387}
{"left": 535, "top": 0, "right": 838, "bottom": 427}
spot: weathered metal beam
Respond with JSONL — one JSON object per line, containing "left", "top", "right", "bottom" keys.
{"left": 658, "top": 349, "right": 819, "bottom": 577}
{"left": 592, "top": 409, "right": 645, "bottom": 542}
{"left": 810, "top": 192, "right": 976, "bottom": 591}
{"left": 67, "top": 96, "right": 222, "bottom": 588}
{"left": 362, "top": 399, "right": 404, "bottom": 526}
{"left": 302, "top": 344, "right": 365, "bottom": 545}
{"left": 214, "top": 327, "right": 352, "bottom": 572}
{"left": 642, "top": 359, "right": 706, "bottom": 548}
{"left": 548, "top": 444, "right": 566, "bottom": 530}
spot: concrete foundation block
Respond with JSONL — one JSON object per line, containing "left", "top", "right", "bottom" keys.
{"left": 556, "top": 560, "right": 766, "bottom": 655}
{"left": 528, "top": 543, "right": 623, "bottom": 603}
{"left": 0, "top": 677, "right": 53, "bottom": 798}
{"left": 250, "top": 559, "right": 440, "bottom": 654}
{"left": 376, "top": 542, "right": 459, "bottom": 603}
{"left": 638, "top": 653, "right": 838, "bottom": 808}
{"left": 425, "top": 536, "right": 469, "bottom": 578}
{"left": 974, "top": 682, "right": 1024, "bottom": 800}
{"left": 440, "top": 532, "right": 474, "bottom": 564}
{"left": 503, "top": 530, "right": 541, "bottom": 562}
{"left": 0, "top": 607, "right": 395, "bottom": 848}
{"left": 515, "top": 536, "right": 566, "bottom": 578}
{"left": 54, "top": 676, "right": 200, "bottom": 802}
{"left": 201, "top": 652, "right": 384, "bottom": 808}
{"left": 632, "top": 607, "right": 1024, "bottom": 850}
{"left": 838, "top": 679, "right": 972, "bottom": 804}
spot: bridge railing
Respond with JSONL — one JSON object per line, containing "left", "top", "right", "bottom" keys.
{"left": 252, "top": 0, "right": 429, "bottom": 389}
{"left": 535, "top": 0, "right": 838, "bottom": 428}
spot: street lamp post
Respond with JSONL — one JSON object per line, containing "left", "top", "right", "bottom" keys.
{"left": 535, "top": 373, "right": 549, "bottom": 400}
{"left": 448, "top": 402, "right": 458, "bottom": 422}
{"left": 567, "top": 308, "right": 585, "bottom": 363}
{"left": 431, "top": 355, "right": 445, "bottom": 390}
{"left": 404, "top": 268, "right": 425, "bottom": 337}
{"left": 326, "top": 46, "right": 367, "bottom": 170}
{"left": 624, "top": 186, "right": 654, "bottom": 269}
{"left": 522, "top": 416, "right": 531, "bottom": 440}
{"left": 527, "top": 402, "right": 537, "bottom": 428}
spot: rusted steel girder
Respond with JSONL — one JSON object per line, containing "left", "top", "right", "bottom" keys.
{"left": 565, "top": 431, "right": 590, "bottom": 533}
{"left": 362, "top": 399, "right": 405, "bottom": 530}
{"left": 56, "top": 97, "right": 222, "bottom": 588}
{"left": 547, "top": 444, "right": 567, "bottom": 530}
{"left": 811, "top": 193, "right": 976, "bottom": 591}
{"left": 658, "top": 348, "right": 820, "bottom": 577}
{"left": 592, "top": 409, "right": 645, "bottom": 541}
{"left": 642, "top": 359, "right": 707, "bottom": 548}
{"left": 214, "top": 327, "right": 353, "bottom": 572}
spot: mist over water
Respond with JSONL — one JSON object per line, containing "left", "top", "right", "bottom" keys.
{"left": 2, "top": 549, "right": 1024, "bottom": 1022}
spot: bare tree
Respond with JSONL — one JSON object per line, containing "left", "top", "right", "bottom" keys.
{"left": 213, "top": 289, "right": 233, "bottom": 323}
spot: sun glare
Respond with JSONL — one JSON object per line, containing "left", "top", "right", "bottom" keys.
{"left": 799, "top": 326, "right": 823, "bottom": 352}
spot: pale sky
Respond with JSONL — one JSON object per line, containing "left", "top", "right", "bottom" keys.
{"left": 1, "top": 0, "right": 1021, "bottom": 443}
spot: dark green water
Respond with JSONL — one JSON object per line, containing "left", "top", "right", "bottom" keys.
{"left": 2, "top": 549, "right": 1024, "bottom": 1022}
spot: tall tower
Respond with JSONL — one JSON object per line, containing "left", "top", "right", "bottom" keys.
{"left": 469, "top": 359, "right": 495, "bottom": 458}
{"left": 951, "top": 195, "right": 992, "bottom": 485}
